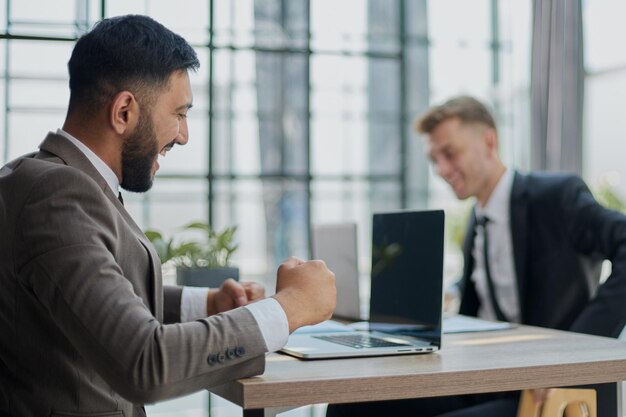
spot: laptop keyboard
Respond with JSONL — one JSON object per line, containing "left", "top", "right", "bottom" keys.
{"left": 314, "top": 333, "right": 409, "bottom": 349}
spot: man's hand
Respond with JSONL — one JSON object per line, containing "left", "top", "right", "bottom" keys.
{"left": 206, "top": 279, "right": 266, "bottom": 315}
{"left": 272, "top": 257, "right": 336, "bottom": 333}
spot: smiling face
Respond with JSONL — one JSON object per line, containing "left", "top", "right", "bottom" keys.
{"left": 120, "top": 70, "right": 192, "bottom": 192}
{"left": 423, "top": 117, "right": 502, "bottom": 205}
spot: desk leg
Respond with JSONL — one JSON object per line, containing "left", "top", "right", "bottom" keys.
{"left": 243, "top": 406, "right": 301, "bottom": 417}
{"left": 618, "top": 381, "right": 624, "bottom": 417}
{"left": 243, "top": 410, "right": 264, "bottom": 417}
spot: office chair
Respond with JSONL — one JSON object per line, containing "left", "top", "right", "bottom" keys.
{"left": 516, "top": 388, "right": 596, "bottom": 417}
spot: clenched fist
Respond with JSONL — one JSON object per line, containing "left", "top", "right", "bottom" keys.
{"left": 272, "top": 257, "right": 336, "bottom": 333}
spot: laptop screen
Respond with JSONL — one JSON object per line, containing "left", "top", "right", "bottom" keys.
{"left": 369, "top": 210, "right": 444, "bottom": 345}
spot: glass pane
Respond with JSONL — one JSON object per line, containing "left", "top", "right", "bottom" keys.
{"left": 0, "top": 1, "right": 5, "bottom": 32}
{"left": 9, "top": 0, "right": 87, "bottom": 38}
{"left": 10, "top": 78, "right": 68, "bottom": 111}
{"left": 405, "top": 44, "right": 430, "bottom": 116}
{"left": 8, "top": 112, "right": 65, "bottom": 160}
{"left": 130, "top": 178, "right": 209, "bottom": 237}
{"left": 310, "top": 178, "right": 401, "bottom": 266}
{"left": 157, "top": 115, "right": 208, "bottom": 175}
{"left": 584, "top": 0, "right": 626, "bottom": 73}
{"left": 368, "top": 121, "right": 401, "bottom": 175}
{"left": 311, "top": 56, "right": 401, "bottom": 176}
{"left": 406, "top": 123, "right": 430, "bottom": 208}
{"left": 405, "top": 0, "right": 428, "bottom": 39}
{"left": 311, "top": 55, "right": 368, "bottom": 117}
{"left": 311, "top": 180, "right": 370, "bottom": 224}
{"left": 584, "top": 73, "right": 626, "bottom": 191}
{"left": 213, "top": 0, "right": 254, "bottom": 47}
{"left": 256, "top": 52, "right": 308, "bottom": 175}
{"left": 427, "top": 0, "right": 491, "bottom": 102}
{"left": 129, "top": 46, "right": 207, "bottom": 176}
{"left": 213, "top": 0, "right": 308, "bottom": 49}
{"left": 9, "top": 40, "right": 73, "bottom": 78}
{"left": 497, "top": 0, "right": 532, "bottom": 170}
{"left": 0, "top": 40, "right": 5, "bottom": 74}
{"left": 368, "top": 59, "right": 401, "bottom": 115}
{"left": 429, "top": 45, "right": 491, "bottom": 102}
{"left": 366, "top": 0, "right": 401, "bottom": 54}
{"left": 213, "top": 50, "right": 307, "bottom": 176}
{"left": 311, "top": 0, "right": 371, "bottom": 53}
{"left": 213, "top": 113, "right": 261, "bottom": 175}
{"left": 127, "top": 177, "right": 208, "bottom": 286}
{"left": 311, "top": 179, "right": 374, "bottom": 277}
{"left": 428, "top": 0, "right": 490, "bottom": 45}
{"left": 312, "top": 179, "right": 400, "bottom": 213}
{"left": 87, "top": 0, "right": 102, "bottom": 26}
{"left": 106, "top": 0, "right": 209, "bottom": 44}
{"left": 583, "top": 1, "right": 626, "bottom": 198}
{"left": 311, "top": 55, "right": 367, "bottom": 176}
{"left": 213, "top": 179, "right": 308, "bottom": 284}
{"left": 311, "top": 117, "right": 368, "bottom": 176}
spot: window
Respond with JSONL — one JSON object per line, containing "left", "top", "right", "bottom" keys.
{"left": 583, "top": 0, "right": 626, "bottom": 202}
{"left": 0, "top": 1, "right": 533, "bottom": 415}
{"left": 0, "top": 0, "right": 532, "bottom": 302}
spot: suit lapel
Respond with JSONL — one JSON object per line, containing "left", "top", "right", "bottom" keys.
{"left": 38, "top": 133, "right": 163, "bottom": 320}
{"left": 510, "top": 171, "right": 529, "bottom": 322}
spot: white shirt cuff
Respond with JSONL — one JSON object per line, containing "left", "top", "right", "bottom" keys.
{"left": 180, "top": 286, "right": 210, "bottom": 322}
{"left": 244, "top": 297, "right": 289, "bottom": 352}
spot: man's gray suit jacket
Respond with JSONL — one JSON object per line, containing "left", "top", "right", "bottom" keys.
{"left": 0, "top": 133, "right": 268, "bottom": 416}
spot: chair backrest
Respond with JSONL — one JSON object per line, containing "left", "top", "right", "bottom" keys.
{"left": 516, "top": 389, "right": 596, "bottom": 417}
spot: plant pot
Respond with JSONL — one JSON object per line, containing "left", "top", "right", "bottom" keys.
{"left": 176, "top": 267, "right": 239, "bottom": 288}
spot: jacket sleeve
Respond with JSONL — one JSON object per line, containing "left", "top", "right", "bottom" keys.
{"left": 16, "top": 166, "right": 267, "bottom": 404}
{"left": 560, "top": 176, "right": 626, "bottom": 337}
{"left": 163, "top": 285, "right": 184, "bottom": 324}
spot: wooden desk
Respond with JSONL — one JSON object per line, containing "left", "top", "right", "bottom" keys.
{"left": 210, "top": 325, "right": 626, "bottom": 416}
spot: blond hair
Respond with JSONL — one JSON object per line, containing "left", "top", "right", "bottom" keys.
{"left": 415, "top": 96, "right": 496, "bottom": 134}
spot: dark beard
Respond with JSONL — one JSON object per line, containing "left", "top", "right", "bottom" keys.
{"left": 120, "top": 111, "right": 158, "bottom": 193}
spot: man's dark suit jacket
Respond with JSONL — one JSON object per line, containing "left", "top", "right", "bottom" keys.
{"left": 460, "top": 171, "right": 626, "bottom": 338}
{"left": 0, "top": 133, "right": 268, "bottom": 416}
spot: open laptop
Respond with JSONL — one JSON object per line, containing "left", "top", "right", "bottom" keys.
{"left": 311, "top": 223, "right": 362, "bottom": 321}
{"left": 281, "top": 209, "right": 445, "bottom": 359}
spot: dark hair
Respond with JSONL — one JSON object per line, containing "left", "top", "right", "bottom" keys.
{"left": 67, "top": 14, "right": 200, "bottom": 114}
{"left": 415, "top": 96, "right": 497, "bottom": 134}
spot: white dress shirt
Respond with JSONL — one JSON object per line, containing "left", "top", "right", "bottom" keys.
{"left": 56, "top": 129, "right": 289, "bottom": 352}
{"left": 471, "top": 168, "right": 520, "bottom": 323}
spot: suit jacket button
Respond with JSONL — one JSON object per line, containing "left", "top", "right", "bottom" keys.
{"left": 226, "top": 348, "right": 236, "bottom": 359}
{"left": 217, "top": 352, "right": 226, "bottom": 363}
{"left": 207, "top": 354, "right": 217, "bottom": 366}
{"left": 235, "top": 346, "right": 246, "bottom": 357}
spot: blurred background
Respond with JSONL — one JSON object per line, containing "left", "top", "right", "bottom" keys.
{"left": 1, "top": 0, "right": 625, "bottom": 415}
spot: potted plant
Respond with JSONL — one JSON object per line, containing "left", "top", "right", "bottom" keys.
{"left": 145, "top": 222, "right": 239, "bottom": 288}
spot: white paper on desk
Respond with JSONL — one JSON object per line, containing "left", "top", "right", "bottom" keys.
{"left": 292, "top": 320, "right": 353, "bottom": 335}
{"left": 294, "top": 316, "right": 513, "bottom": 335}
{"left": 443, "top": 315, "right": 513, "bottom": 333}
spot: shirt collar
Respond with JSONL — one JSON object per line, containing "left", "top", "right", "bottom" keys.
{"left": 56, "top": 128, "right": 120, "bottom": 195}
{"left": 475, "top": 168, "right": 514, "bottom": 224}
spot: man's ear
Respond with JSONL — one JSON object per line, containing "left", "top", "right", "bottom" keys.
{"left": 110, "top": 91, "right": 138, "bottom": 136}
{"left": 484, "top": 127, "right": 499, "bottom": 153}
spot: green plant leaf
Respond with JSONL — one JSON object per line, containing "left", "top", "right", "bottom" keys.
{"left": 145, "top": 222, "right": 239, "bottom": 268}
